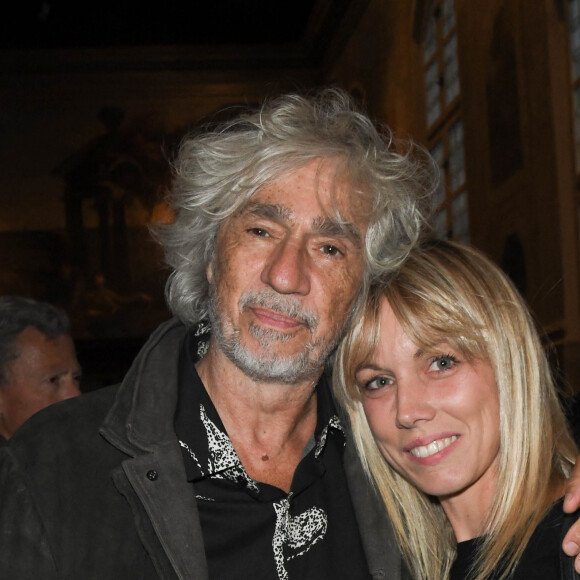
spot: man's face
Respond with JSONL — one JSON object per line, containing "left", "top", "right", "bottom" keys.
{"left": 207, "top": 159, "right": 368, "bottom": 384}
{"left": 0, "top": 326, "right": 82, "bottom": 439}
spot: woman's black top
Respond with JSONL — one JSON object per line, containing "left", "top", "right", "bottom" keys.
{"left": 450, "top": 498, "right": 579, "bottom": 579}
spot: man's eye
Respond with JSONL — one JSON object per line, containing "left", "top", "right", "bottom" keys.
{"left": 248, "top": 228, "right": 270, "bottom": 237}
{"left": 321, "top": 244, "right": 342, "bottom": 256}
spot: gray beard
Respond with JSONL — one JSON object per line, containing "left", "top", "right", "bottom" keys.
{"left": 207, "top": 286, "right": 341, "bottom": 384}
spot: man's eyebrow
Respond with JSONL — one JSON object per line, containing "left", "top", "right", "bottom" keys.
{"left": 245, "top": 202, "right": 291, "bottom": 222}
{"left": 313, "top": 216, "right": 363, "bottom": 247}
{"left": 243, "top": 201, "right": 363, "bottom": 246}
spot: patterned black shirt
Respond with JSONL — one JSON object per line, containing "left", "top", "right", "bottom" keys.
{"left": 174, "top": 322, "right": 370, "bottom": 579}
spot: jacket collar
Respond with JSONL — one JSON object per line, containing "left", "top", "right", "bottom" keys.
{"left": 100, "top": 316, "right": 188, "bottom": 454}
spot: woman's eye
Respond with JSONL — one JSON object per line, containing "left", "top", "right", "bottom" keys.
{"left": 364, "top": 376, "right": 393, "bottom": 391}
{"left": 429, "top": 355, "right": 458, "bottom": 372}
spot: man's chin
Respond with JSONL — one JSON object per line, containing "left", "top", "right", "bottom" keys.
{"left": 247, "top": 323, "right": 303, "bottom": 346}
{"left": 223, "top": 340, "right": 322, "bottom": 384}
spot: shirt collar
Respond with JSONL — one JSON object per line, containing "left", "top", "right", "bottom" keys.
{"left": 174, "top": 322, "right": 345, "bottom": 483}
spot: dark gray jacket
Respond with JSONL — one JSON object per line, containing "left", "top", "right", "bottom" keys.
{"left": 0, "top": 318, "right": 405, "bottom": 579}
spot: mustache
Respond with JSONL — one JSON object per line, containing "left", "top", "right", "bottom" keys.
{"left": 239, "top": 291, "right": 319, "bottom": 330}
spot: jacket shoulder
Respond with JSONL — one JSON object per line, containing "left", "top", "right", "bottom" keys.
{"left": 9, "top": 385, "right": 118, "bottom": 451}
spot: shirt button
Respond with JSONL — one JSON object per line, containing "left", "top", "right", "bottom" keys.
{"left": 146, "top": 470, "right": 159, "bottom": 481}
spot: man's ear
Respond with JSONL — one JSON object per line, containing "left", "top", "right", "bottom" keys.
{"left": 206, "top": 260, "right": 214, "bottom": 284}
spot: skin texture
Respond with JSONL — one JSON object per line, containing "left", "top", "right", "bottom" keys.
{"left": 357, "top": 299, "right": 500, "bottom": 541}
{"left": 196, "top": 158, "right": 368, "bottom": 491}
{"left": 0, "top": 326, "right": 81, "bottom": 439}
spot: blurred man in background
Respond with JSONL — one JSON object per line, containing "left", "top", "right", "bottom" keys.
{"left": 0, "top": 296, "right": 81, "bottom": 444}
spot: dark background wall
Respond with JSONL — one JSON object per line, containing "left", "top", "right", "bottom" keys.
{"left": 2, "top": 0, "right": 580, "bottom": 393}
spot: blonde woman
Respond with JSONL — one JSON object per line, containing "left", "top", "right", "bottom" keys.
{"left": 334, "top": 240, "right": 579, "bottom": 579}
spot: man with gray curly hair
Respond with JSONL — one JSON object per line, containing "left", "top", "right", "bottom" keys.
{"left": 0, "top": 88, "right": 434, "bottom": 579}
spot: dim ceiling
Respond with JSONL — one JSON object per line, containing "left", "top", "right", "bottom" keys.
{"left": 1, "top": 0, "right": 369, "bottom": 72}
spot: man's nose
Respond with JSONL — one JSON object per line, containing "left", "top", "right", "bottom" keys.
{"left": 261, "top": 239, "right": 311, "bottom": 295}
{"left": 59, "top": 375, "right": 81, "bottom": 400}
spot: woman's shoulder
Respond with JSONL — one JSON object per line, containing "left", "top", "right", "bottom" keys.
{"left": 450, "top": 499, "right": 579, "bottom": 580}
{"left": 514, "top": 497, "right": 578, "bottom": 580}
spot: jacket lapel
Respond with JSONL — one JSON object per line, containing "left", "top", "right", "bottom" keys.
{"left": 121, "top": 441, "right": 209, "bottom": 579}
{"left": 102, "top": 318, "right": 209, "bottom": 579}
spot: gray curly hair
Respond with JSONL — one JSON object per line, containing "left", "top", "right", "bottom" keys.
{"left": 153, "top": 87, "right": 438, "bottom": 324}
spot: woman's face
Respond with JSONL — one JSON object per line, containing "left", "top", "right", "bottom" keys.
{"left": 356, "top": 298, "right": 500, "bottom": 507}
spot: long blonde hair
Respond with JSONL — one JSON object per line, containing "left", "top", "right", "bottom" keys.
{"left": 334, "top": 240, "right": 577, "bottom": 579}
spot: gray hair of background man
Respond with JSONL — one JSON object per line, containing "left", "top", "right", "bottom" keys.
{"left": 0, "top": 296, "right": 71, "bottom": 386}
{"left": 153, "top": 87, "right": 439, "bottom": 325}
